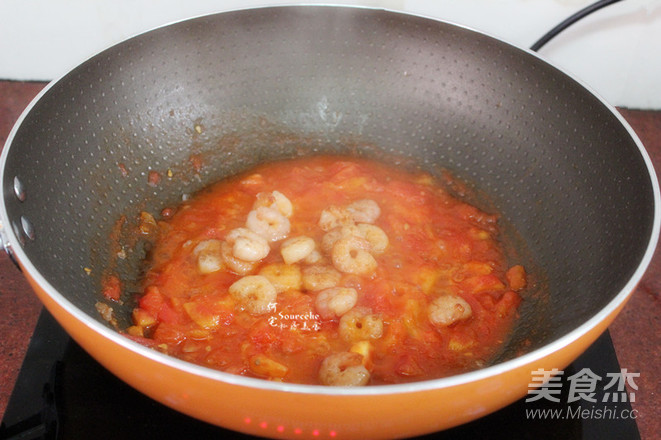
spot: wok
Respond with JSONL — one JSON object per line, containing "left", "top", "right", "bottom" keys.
{"left": 1, "top": 6, "right": 658, "bottom": 439}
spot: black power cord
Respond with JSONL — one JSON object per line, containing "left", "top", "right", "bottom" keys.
{"left": 530, "top": 0, "right": 625, "bottom": 52}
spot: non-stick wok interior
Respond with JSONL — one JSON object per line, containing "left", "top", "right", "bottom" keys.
{"left": 3, "top": 6, "right": 656, "bottom": 364}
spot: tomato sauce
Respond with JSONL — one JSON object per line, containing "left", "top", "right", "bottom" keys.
{"left": 126, "top": 156, "right": 526, "bottom": 385}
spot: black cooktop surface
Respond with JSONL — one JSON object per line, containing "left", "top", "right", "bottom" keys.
{"left": 0, "top": 310, "right": 640, "bottom": 440}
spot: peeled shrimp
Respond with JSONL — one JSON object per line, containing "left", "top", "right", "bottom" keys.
{"left": 356, "top": 223, "right": 388, "bottom": 255}
{"left": 228, "top": 275, "right": 277, "bottom": 315}
{"left": 301, "top": 265, "right": 342, "bottom": 291}
{"left": 428, "top": 295, "right": 473, "bottom": 327}
{"left": 346, "top": 199, "right": 380, "bottom": 224}
{"left": 318, "top": 205, "right": 353, "bottom": 232}
{"left": 221, "top": 241, "right": 257, "bottom": 275}
{"left": 193, "top": 239, "right": 224, "bottom": 274}
{"left": 253, "top": 190, "right": 293, "bottom": 218}
{"left": 225, "top": 227, "right": 270, "bottom": 262}
{"left": 315, "top": 287, "right": 358, "bottom": 320}
{"left": 318, "top": 352, "right": 370, "bottom": 386}
{"left": 280, "top": 236, "right": 315, "bottom": 265}
{"left": 246, "top": 206, "right": 291, "bottom": 242}
{"left": 320, "top": 227, "right": 346, "bottom": 255}
{"left": 331, "top": 235, "right": 377, "bottom": 275}
{"left": 338, "top": 307, "right": 383, "bottom": 342}
{"left": 302, "top": 249, "right": 324, "bottom": 265}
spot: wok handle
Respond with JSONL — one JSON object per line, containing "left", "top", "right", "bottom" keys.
{"left": 0, "top": 222, "right": 22, "bottom": 272}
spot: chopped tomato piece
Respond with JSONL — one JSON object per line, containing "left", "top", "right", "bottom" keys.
{"left": 249, "top": 354, "right": 289, "bottom": 379}
{"left": 138, "top": 286, "right": 164, "bottom": 317}
{"left": 101, "top": 274, "right": 121, "bottom": 302}
{"left": 506, "top": 265, "right": 527, "bottom": 291}
{"left": 396, "top": 354, "right": 424, "bottom": 377}
{"left": 495, "top": 291, "right": 522, "bottom": 319}
{"left": 461, "top": 274, "right": 506, "bottom": 294}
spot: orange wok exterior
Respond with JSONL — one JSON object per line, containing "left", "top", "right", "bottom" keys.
{"left": 23, "top": 265, "right": 636, "bottom": 439}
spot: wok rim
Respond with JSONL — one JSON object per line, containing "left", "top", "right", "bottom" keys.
{"left": 1, "top": 4, "right": 660, "bottom": 398}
